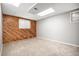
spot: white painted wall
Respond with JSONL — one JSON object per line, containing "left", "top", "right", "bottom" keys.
{"left": 37, "top": 12, "right": 79, "bottom": 46}
{"left": 0, "top": 4, "right": 2, "bottom": 56}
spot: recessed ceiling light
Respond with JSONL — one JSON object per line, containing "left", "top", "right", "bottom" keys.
{"left": 37, "top": 8, "right": 55, "bottom": 16}
{"left": 9, "top": 3, "right": 21, "bottom": 7}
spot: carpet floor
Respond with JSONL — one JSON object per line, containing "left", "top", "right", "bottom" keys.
{"left": 2, "top": 38, "right": 79, "bottom": 56}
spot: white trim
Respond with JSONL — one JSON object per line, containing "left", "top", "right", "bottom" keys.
{"left": 37, "top": 36, "right": 79, "bottom": 47}
{"left": 27, "top": 3, "right": 38, "bottom": 12}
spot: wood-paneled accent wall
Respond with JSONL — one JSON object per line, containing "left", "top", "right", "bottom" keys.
{"left": 3, "top": 14, "right": 37, "bottom": 43}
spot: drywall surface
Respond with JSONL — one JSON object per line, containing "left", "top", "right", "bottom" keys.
{"left": 0, "top": 4, "right": 2, "bottom": 55}
{"left": 37, "top": 12, "right": 79, "bottom": 45}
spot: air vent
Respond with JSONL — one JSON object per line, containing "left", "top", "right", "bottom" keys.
{"left": 34, "top": 8, "right": 38, "bottom": 10}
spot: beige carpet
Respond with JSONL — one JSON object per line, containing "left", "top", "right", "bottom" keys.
{"left": 2, "top": 38, "right": 79, "bottom": 56}
{"left": 0, "top": 48, "right": 2, "bottom": 56}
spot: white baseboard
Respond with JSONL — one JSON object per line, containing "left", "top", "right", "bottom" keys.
{"left": 37, "top": 37, "right": 79, "bottom": 47}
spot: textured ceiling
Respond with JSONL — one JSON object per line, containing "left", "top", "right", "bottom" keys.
{"left": 2, "top": 3, "right": 79, "bottom": 20}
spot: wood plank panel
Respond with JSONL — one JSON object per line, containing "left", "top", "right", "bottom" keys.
{"left": 3, "top": 14, "right": 37, "bottom": 43}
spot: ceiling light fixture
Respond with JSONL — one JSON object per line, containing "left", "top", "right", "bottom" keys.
{"left": 37, "top": 8, "right": 55, "bottom": 16}
{"left": 9, "top": 3, "right": 21, "bottom": 7}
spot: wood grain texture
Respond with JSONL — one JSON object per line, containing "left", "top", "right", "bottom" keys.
{"left": 3, "top": 14, "right": 36, "bottom": 43}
